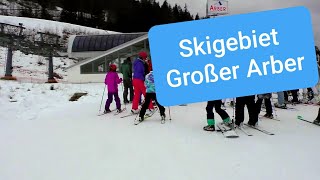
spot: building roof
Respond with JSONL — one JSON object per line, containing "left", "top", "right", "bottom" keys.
{"left": 66, "top": 33, "right": 148, "bottom": 70}
{"left": 71, "top": 32, "right": 147, "bottom": 52}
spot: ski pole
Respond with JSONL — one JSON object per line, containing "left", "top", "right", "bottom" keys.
{"left": 99, "top": 85, "right": 106, "bottom": 113}
{"left": 121, "top": 81, "right": 126, "bottom": 110}
{"left": 232, "top": 98, "right": 235, "bottom": 128}
{"left": 169, "top": 106, "right": 172, "bottom": 121}
{"left": 270, "top": 93, "right": 278, "bottom": 119}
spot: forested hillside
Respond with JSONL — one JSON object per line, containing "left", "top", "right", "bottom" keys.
{"left": 0, "top": 0, "right": 202, "bottom": 33}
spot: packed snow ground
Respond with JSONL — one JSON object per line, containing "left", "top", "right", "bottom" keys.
{"left": 0, "top": 79, "right": 320, "bottom": 180}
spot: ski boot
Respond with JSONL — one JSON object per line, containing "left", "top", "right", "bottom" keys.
{"left": 222, "top": 117, "right": 233, "bottom": 129}
{"left": 313, "top": 108, "right": 320, "bottom": 124}
{"left": 264, "top": 114, "right": 274, "bottom": 119}
{"left": 134, "top": 116, "right": 144, "bottom": 125}
{"left": 203, "top": 119, "right": 215, "bottom": 131}
{"left": 314, "top": 119, "right": 320, "bottom": 124}
{"left": 274, "top": 103, "right": 287, "bottom": 109}
{"left": 235, "top": 122, "right": 243, "bottom": 128}
{"left": 203, "top": 125, "right": 215, "bottom": 131}
{"left": 161, "top": 114, "right": 166, "bottom": 124}
{"left": 104, "top": 109, "right": 111, "bottom": 114}
{"left": 116, "top": 108, "right": 124, "bottom": 113}
{"left": 247, "top": 120, "right": 258, "bottom": 127}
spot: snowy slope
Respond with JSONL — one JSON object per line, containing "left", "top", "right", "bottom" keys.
{"left": 0, "top": 80, "right": 320, "bottom": 180}
{"left": 0, "top": 14, "right": 120, "bottom": 83}
{"left": 0, "top": 47, "right": 77, "bottom": 83}
{"left": 0, "top": 15, "right": 118, "bottom": 36}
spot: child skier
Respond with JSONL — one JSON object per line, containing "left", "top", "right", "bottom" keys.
{"left": 203, "top": 100, "right": 231, "bottom": 131}
{"left": 135, "top": 66, "right": 166, "bottom": 124}
{"left": 256, "top": 93, "right": 274, "bottom": 119}
{"left": 104, "top": 64, "right": 123, "bottom": 113}
{"left": 274, "top": 91, "right": 287, "bottom": 109}
{"left": 313, "top": 46, "right": 320, "bottom": 124}
{"left": 235, "top": 95, "right": 259, "bottom": 127}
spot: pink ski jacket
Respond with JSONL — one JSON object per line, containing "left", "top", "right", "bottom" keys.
{"left": 104, "top": 72, "right": 122, "bottom": 93}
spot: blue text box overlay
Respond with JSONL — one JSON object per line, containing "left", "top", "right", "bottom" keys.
{"left": 148, "top": 6, "right": 318, "bottom": 106}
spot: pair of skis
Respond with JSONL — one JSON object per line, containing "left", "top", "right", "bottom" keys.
{"left": 236, "top": 116, "right": 319, "bottom": 136}
{"left": 120, "top": 106, "right": 159, "bottom": 118}
{"left": 134, "top": 116, "right": 166, "bottom": 125}
{"left": 234, "top": 124, "right": 274, "bottom": 136}
{"left": 297, "top": 116, "right": 320, "bottom": 126}
{"left": 236, "top": 126, "right": 253, "bottom": 136}
{"left": 243, "top": 124, "right": 275, "bottom": 135}
{"left": 275, "top": 106, "right": 298, "bottom": 111}
{"left": 216, "top": 122, "right": 274, "bottom": 138}
{"left": 97, "top": 108, "right": 126, "bottom": 116}
{"left": 261, "top": 106, "right": 297, "bottom": 111}
{"left": 259, "top": 115, "right": 280, "bottom": 121}
{"left": 216, "top": 123, "right": 238, "bottom": 138}
{"left": 133, "top": 108, "right": 165, "bottom": 125}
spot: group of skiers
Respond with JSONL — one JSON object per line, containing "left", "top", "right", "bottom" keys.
{"left": 103, "top": 47, "right": 320, "bottom": 128}
{"left": 203, "top": 90, "right": 320, "bottom": 132}
{"left": 103, "top": 51, "right": 166, "bottom": 123}
{"left": 203, "top": 46, "right": 320, "bottom": 131}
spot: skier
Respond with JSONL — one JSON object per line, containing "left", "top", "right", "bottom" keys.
{"left": 136, "top": 66, "right": 166, "bottom": 124}
{"left": 256, "top": 93, "right": 274, "bottom": 119}
{"left": 120, "top": 57, "right": 133, "bottom": 104}
{"left": 284, "top": 89, "right": 300, "bottom": 104}
{"left": 302, "top": 87, "right": 317, "bottom": 104}
{"left": 203, "top": 100, "right": 231, "bottom": 131}
{"left": 274, "top": 91, "right": 287, "bottom": 109}
{"left": 140, "top": 57, "right": 156, "bottom": 109}
{"left": 146, "top": 57, "right": 153, "bottom": 73}
{"left": 104, "top": 64, "right": 123, "bottom": 113}
{"left": 131, "top": 51, "right": 154, "bottom": 114}
{"left": 234, "top": 95, "right": 259, "bottom": 127}
{"left": 313, "top": 46, "right": 320, "bottom": 124}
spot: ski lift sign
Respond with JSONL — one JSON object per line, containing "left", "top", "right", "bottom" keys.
{"left": 207, "top": 0, "right": 229, "bottom": 16}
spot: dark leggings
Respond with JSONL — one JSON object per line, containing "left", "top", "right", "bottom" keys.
{"left": 206, "top": 100, "right": 229, "bottom": 120}
{"left": 139, "top": 93, "right": 165, "bottom": 118}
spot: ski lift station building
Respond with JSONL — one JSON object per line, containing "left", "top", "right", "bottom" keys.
{"left": 66, "top": 32, "right": 149, "bottom": 83}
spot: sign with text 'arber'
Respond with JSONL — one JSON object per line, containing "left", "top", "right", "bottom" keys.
{"left": 148, "top": 6, "right": 318, "bottom": 107}
{"left": 207, "top": 0, "right": 228, "bottom": 16}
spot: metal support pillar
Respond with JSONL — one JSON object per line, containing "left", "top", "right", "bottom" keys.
{"left": 47, "top": 53, "right": 57, "bottom": 83}
{"left": 1, "top": 46, "right": 16, "bottom": 80}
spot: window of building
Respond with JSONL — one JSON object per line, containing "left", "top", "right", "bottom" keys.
{"left": 80, "top": 63, "right": 93, "bottom": 74}
{"left": 92, "top": 56, "right": 107, "bottom": 73}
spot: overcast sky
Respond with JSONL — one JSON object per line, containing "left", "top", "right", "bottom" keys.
{"left": 157, "top": 0, "right": 320, "bottom": 45}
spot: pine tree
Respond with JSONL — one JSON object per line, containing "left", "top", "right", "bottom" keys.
{"left": 195, "top": 13, "right": 200, "bottom": 20}
{"left": 20, "top": 7, "right": 34, "bottom": 18}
